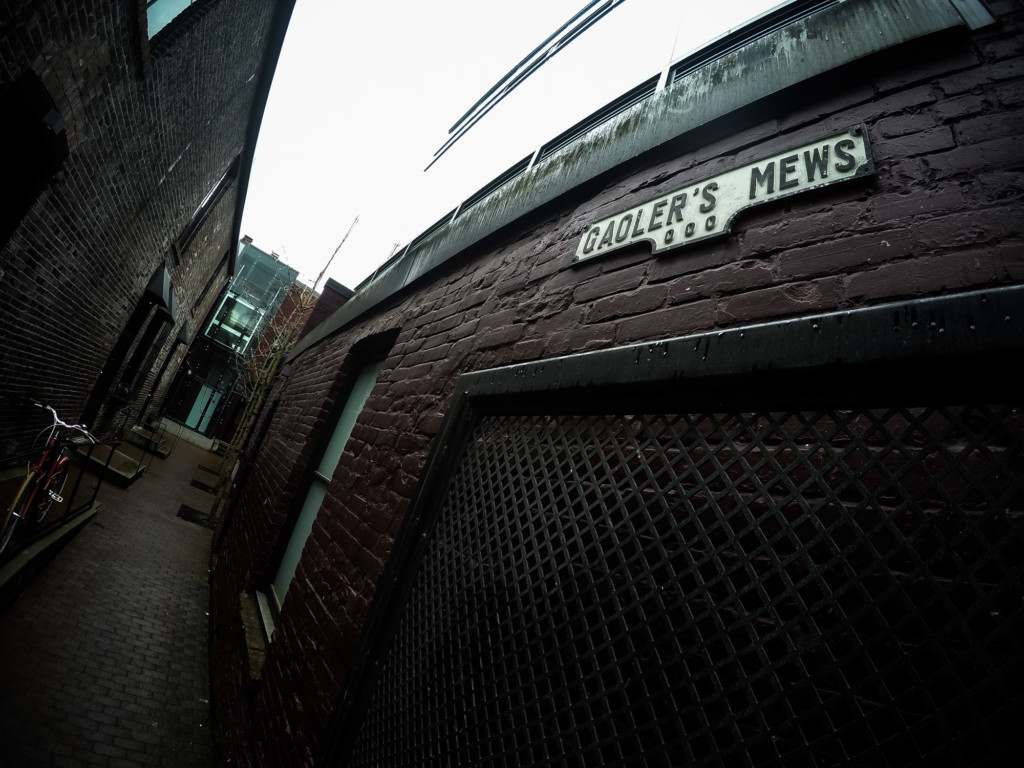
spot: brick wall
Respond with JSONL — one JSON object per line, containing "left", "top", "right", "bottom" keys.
{"left": 212, "top": 3, "right": 1024, "bottom": 765}
{"left": 0, "top": 0, "right": 280, "bottom": 455}
{"left": 298, "top": 278, "right": 353, "bottom": 341}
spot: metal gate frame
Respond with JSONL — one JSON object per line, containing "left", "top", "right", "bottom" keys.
{"left": 321, "top": 285, "right": 1024, "bottom": 765}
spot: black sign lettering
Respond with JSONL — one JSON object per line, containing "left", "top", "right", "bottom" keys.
{"left": 699, "top": 182, "right": 718, "bottom": 213}
{"left": 615, "top": 215, "right": 633, "bottom": 242}
{"left": 575, "top": 126, "right": 872, "bottom": 263}
{"left": 631, "top": 209, "right": 646, "bottom": 237}
{"left": 804, "top": 145, "right": 828, "bottom": 182}
{"left": 834, "top": 139, "right": 857, "bottom": 173}
{"left": 749, "top": 163, "right": 775, "bottom": 199}
{"left": 648, "top": 199, "right": 667, "bottom": 231}
{"left": 779, "top": 154, "right": 799, "bottom": 190}
{"left": 667, "top": 193, "right": 687, "bottom": 224}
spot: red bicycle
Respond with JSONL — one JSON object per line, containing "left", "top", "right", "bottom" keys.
{"left": 0, "top": 402, "right": 96, "bottom": 555}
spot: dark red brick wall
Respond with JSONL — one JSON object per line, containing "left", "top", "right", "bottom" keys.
{"left": 298, "top": 278, "right": 352, "bottom": 341}
{"left": 0, "top": 0, "right": 278, "bottom": 454}
{"left": 212, "top": 4, "right": 1024, "bottom": 766}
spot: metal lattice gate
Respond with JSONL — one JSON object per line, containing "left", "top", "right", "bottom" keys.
{"left": 341, "top": 402, "right": 1023, "bottom": 766}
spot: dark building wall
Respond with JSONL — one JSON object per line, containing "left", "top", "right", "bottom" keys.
{"left": 0, "top": 0, "right": 285, "bottom": 454}
{"left": 298, "top": 278, "right": 353, "bottom": 341}
{"left": 212, "top": 2, "right": 1024, "bottom": 765}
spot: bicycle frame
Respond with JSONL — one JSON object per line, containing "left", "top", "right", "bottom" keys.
{"left": 1, "top": 403, "right": 95, "bottom": 555}
{"left": 20, "top": 433, "right": 72, "bottom": 517}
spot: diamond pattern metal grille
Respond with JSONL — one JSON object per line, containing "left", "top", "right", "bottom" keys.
{"left": 346, "top": 405, "right": 1024, "bottom": 766}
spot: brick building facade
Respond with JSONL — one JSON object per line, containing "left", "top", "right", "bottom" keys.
{"left": 212, "top": 1, "right": 1023, "bottom": 765}
{"left": 0, "top": 0, "right": 293, "bottom": 458}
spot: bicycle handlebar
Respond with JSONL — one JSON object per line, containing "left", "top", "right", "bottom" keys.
{"left": 33, "top": 401, "right": 98, "bottom": 444}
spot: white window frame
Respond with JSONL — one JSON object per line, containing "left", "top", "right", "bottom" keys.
{"left": 268, "top": 359, "right": 385, "bottom": 618}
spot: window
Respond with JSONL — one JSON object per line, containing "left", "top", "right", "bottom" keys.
{"left": 206, "top": 294, "right": 263, "bottom": 352}
{"left": 146, "top": 0, "right": 200, "bottom": 38}
{"left": 269, "top": 359, "right": 385, "bottom": 615}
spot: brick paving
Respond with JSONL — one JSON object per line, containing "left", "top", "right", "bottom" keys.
{"left": 0, "top": 437, "right": 222, "bottom": 767}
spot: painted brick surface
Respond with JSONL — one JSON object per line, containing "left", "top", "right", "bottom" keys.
{"left": 212, "top": 7, "right": 1024, "bottom": 767}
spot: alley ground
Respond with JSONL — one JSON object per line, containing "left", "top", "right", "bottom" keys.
{"left": 0, "top": 436, "right": 222, "bottom": 767}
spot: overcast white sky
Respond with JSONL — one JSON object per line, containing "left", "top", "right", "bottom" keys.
{"left": 240, "top": 0, "right": 782, "bottom": 291}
